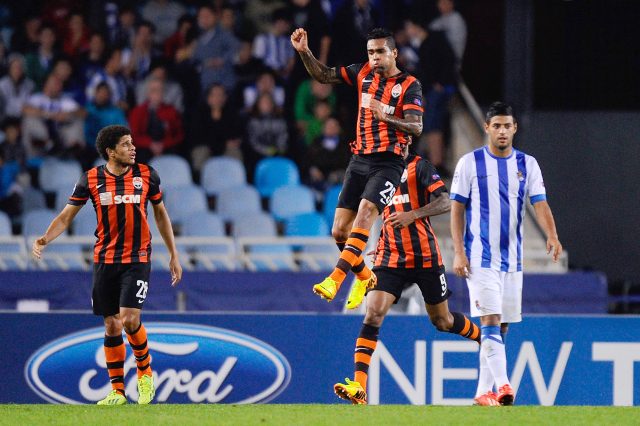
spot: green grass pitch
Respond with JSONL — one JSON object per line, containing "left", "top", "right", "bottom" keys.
{"left": 1, "top": 404, "right": 639, "bottom": 426}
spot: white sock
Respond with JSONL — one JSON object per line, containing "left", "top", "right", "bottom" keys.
{"left": 481, "top": 325, "right": 510, "bottom": 388}
{"left": 475, "top": 345, "right": 495, "bottom": 396}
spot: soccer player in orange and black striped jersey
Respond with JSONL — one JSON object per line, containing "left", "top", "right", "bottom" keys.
{"left": 333, "top": 141, "right": 481, "bottom": 405}
{"left": 291, "top": 27, "right": 424, "bottom": 303}
{"left": 32, "top": 125, "right": 183, "bottom": 405}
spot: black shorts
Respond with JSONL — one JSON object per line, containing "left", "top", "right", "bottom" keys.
{"left": 371, "top": 266, "right": 451, "bottom": 305}
{"left": 92, "top": 262, "right": 151, "bottom": 316}
{"left": 337, "top": 152, "right": 405, "bottom": 214}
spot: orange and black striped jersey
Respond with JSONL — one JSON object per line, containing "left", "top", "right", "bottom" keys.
{"left": 338, "top": 62, "right": 423, "bottom": 156}
{"left": 374, "top": 154, "right": 446, "bottom": 269}
{"left": 68, "top": 163, "right": 163, "bottom": 264}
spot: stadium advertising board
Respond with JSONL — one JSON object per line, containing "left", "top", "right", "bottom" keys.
{"left": 1, "top": 313, "right": 638, "bottom": 405}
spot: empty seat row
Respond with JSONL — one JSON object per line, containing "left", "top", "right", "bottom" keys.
{"left": 42, "top": 155, "right": 302, "bottom": 200}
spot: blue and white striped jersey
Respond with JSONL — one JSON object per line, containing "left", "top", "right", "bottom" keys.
{"left": 450, "top": 147, "right": 546, "bottom": 272}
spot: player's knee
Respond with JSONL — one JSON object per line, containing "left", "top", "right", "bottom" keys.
{"left": 430, "top": 315, "right": 450, "bottom": 332}
{"left": 103, "top": 316, "right": 123, "bottom": 335}
{"left": 364, "top": 307, "right": 386, "bottom": 327}
{"left": 331, "top": 226, "right": 349, "bottom": 242}
{"left": 121, "top": 315, "right": 140, "bottom": 333}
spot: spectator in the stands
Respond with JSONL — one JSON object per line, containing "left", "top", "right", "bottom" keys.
{"left": 405, "top": 18, "right": 457, "bottom": 176}
{"left": 84, "top": 82, "right": 127, "bottom": 167}
{"left": 193, "top": 4, "right": 238, "bottom": 93}
{"left": 190, "top": 84, "right": 242, "bottom": 172}
{"left": 244, "top": 92, "right": 288, "bottom": 180}
{"left": 50, "top": 57, "right": 85, "bottom": 105}
{"left": 25, "top": 24, "right": 58, "bottom": 91}
{"left": 85, "top": 48, "right": 128, "bottom": 110}
{"left": 252, "top": 8, "right": 295, "bottom": 80}
{"left": 244, "top": 0, "right": 286, "bottom": 35}
{"left": 304, "top": 117, "right": 351, "bottom": 194}
{"left": 10, "top": 15, "right": 41, "bottom": 54}
{"left": 110, "top": 6, "right": 137, "bottom": 49}
{"left": 234, "top": 40, "right": 268, "bottom": 89}
{"left": 128, "top": 78, "right": 184, "bottom": 163}
{"left": 22, "top": 74, "right": 85, "bottom": 161}
{"left": 163, "top": 14, "right": 195, "bottom": 61}
{"left": 242, "top": 71, "right": 285, "bottom": 113}
{"left": 141, "top": 0, "right": 186, "bottom": 46}
{"left": 62, "top": 12, "right": 91, "bottom": 60}
{"left": 330, "top": 0, "right": 381, "bottom": 67}
{"left": 287, "top": 0, "right": 331, "bottom": 95}
{"left": 0, "top": 54, "right": 35, "bottom": 120}
{"left": 429, "top": 0, "right": 467, "bottom": 67}
{"left": 123, "top": 21, "right": 159, "bottom": 83}
{"left": 294, "top": 79, "right": 336, "bottom": 146}
{"left": 0, "top": 117, "right": 26, "bottom": 166}
{"left": 136, "top": 61, "right": 184, "bottom": 113}
{"left": 77, "top": 33, "right": 107, "bottom": 89}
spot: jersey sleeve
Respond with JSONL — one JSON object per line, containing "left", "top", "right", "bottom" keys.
{"left": 68, "top": 172, "right": 89, "bottom": 206}
{"left": 450, "top": 154, "right": 472, "bottom": 204}
{"left": 418, "top": 159, "right": 448, "bottom": 197}
{"left": 148, "top": 166, "right": 163, "bottom": 205}
{"left": 402, "top": 80, "right": 424, "bottom": 116}
{"left": 338, "top": 63, "right": 364, "bottom": 86}
{"left": 527, "top": 156, "right": 547, "bottom": 205}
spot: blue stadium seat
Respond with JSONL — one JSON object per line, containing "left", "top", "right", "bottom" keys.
{"left": 232, "top": 212, "right": 277, "bottom": 238}
{"left": 323, "top": 184, "right": 342, "bottom": 229}
{"left": 298, "top": 242, "right": 338, "bottom": 272}
{"left": 182, "top": 211, "right": 236, "bottom": 271}
{"left": 22, "top": 187, "right": 47, "bottom": 213}
{"left": 72, "top": 205, "right": 97, "bottom": 236}
{"left": 38, "top": 158, "right": 83, "bottom": 193}
{"left": 0, "top": 211, "right": 11, "bottom": 235}
{"left": 201, "top": 157, "right": 247, "bottom": 197}
{"left": 246, "top": 244, "right": 296, "bottom": 271}
{"left": 216, "top": 184, "right": 262, "bottom": 222}
{"left": 54, "top": 188, "right": 74, "bottom": 212}
{"left": 284, "top": 212, "right": 329, "bottom": 236}
{"left": 147, "top": 216, "right": 191, "bottom": 271}
{"left": 254, "top": 157, "right": 300, "bottom": 198}
{"left": 162, "top": 184, "right": 208, "bottom": 225}
{"left": 182, "top": 211, "right": 225, "bottom": 237}
{"left": 270, "top": 184, "right": 316, "bottom": 221}
{"left": 22, "top": 209, "right": 59, "bottom": 238}
{"left": 29, "top": 241, "right": 88, "bottom": 271}
{"left": 0, "top": 212, "right": 27, "bottom": 270}
{"left": 149, "top": 154, "right": 192, "bottom": 188}
{"left": 231, "top": 212, "right": 295, "bottom": 271}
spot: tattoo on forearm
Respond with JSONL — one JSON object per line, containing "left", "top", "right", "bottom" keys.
{"left": 298, "top": 50, "right": 341, "bottom": 84}
{"left": 380, "top": 114, "right": 423, "bottom": 137}
{"left": 415, "top": 195, "right": 450, "bottom": 218}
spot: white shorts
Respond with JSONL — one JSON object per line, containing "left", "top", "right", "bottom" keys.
{"left": 466, "top": 268, "right": 523, "bottom": 323}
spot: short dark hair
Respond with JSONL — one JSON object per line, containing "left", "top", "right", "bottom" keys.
{"left": 96, "top": 125, "right": 131, "bottom": 160}
{"left": 485, "top": 101, "right": 515, "bottom": 123}
{"left": 366, "top": 28, "right": 396, "bottom": 50}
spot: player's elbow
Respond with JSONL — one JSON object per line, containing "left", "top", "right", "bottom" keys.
{"left": 412, "top": 123, "right": 423, "bottom": 137}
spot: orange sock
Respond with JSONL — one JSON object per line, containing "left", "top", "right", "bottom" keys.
{"left": 336, "top": 240, "right": 368, "bottom": 277}
{"left": 104, "top": 334, "right": 126, "bottom": 395}
{"left": 126, "top": 323, "right": 152, "bottom": 378}
{"left": 354, "top": 323, "right": 379, "bottom": 392}
{"left": 329, "top": 227, "right": 370, "bottom": 286}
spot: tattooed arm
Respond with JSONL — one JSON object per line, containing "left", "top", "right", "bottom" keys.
{"left": 369, "top": 98, "right": 423, "bottom": 137}
{"left": 291, "top": 28, "right": 342, "bottom": 84}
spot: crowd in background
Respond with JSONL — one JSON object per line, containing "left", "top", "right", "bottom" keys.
{"left": 0, "top": 0, "right": 466, "bottom": 223}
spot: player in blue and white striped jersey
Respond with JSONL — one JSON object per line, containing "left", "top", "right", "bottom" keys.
{"left": 449, "top": 101, "right": 562, "bottom": 406}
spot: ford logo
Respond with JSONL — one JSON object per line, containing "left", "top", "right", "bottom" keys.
{"left": 25, "top": 323, "right": 291, "bottom": 404}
